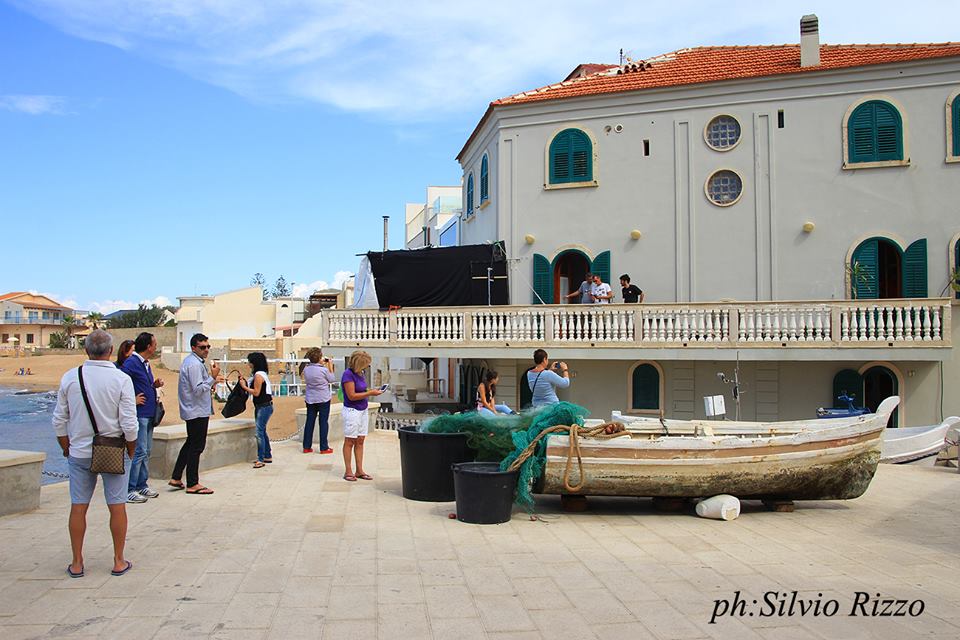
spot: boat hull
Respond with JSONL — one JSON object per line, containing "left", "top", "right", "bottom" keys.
{"left": 540, "top": 397, "right": 897, "bottom": 500}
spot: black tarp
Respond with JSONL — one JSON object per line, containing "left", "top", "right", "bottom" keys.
{"left": 367, "top": 243, "right": 508, "bottom": 307}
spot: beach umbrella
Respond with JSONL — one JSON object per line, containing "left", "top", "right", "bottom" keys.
{"left": 6, "top": 336, "right": 17, "bottom": 343}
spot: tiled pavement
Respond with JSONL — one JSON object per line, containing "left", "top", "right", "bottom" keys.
{"left": 1, "top": 430, "right": 959, "bottom": 639}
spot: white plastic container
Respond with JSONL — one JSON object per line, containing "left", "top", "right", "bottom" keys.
{"left": 695, "top": 494, "right": 741, "bottom": 521}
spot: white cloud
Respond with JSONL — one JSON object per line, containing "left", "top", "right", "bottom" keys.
{"left": 13, "top": 1, "right": 960, "bottom": 119}
{"left": 290, "top": 270, "right": 352, "bottom": 299}
{"left": 0, "top": 95, "right": 68, "bottom": 115}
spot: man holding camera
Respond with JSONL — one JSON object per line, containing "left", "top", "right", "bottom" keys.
{"left": 526, "top": 349, "right": 571, "bottom": 408}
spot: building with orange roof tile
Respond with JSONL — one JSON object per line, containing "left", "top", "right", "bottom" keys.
{"left": 321, "top": 15, "right": 960, "bottom": 427}
{"left": 0, "top": 292, "right": 77, "bottom": 350}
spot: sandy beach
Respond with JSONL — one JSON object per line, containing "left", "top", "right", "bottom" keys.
{"left": 0, "top": 353, "right": 309, "bottom": 439}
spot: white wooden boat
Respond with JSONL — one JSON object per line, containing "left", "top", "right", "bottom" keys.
{"left": 539, "top": 397, "right": 899, "bottom": 500}
{"left": 880, "top": 417, "right": 960, "bottom": 464}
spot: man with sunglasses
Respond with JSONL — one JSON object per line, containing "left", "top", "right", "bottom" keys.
{"left": 171, "top": 333, "right": 223, "bottom": 494}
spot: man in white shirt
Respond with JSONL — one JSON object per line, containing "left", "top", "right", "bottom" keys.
{"left": 591, "top": 274, "right": 613, "bottom": 303}
{"left": 52, "top": 329, "right": 139, "bottom": 579}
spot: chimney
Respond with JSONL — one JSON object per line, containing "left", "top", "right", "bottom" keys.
{"left": 800, "top": 14, "right": 820, "bottom": 68}
{"left": 382, "top": 215, "right": 389, "bottom": 251}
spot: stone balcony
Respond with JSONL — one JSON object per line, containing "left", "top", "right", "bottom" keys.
{"left": 307, "top": 298, "right": 954, "bottom": 361}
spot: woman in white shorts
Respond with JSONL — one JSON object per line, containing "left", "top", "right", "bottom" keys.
{"left": 340, "top": 350, "right": 383, "bottom": 481}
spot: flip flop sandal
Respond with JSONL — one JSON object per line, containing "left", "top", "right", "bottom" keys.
{"left": 253, "top": 461, "right": 265, "bottom": 468}
{"left": 111, "top": 560, "right": 133, "bottom": 577}
{"left": 66, "top": 564, "right": 84, "bottom": 578}
{"left": 186, "top": 487, "right": 214, "bottom": 495}
{"left": 343, "top": 474, "right": 357, "bottom": 482}
{"left": 356, "top": 473, "right": 373, "bottom": 480}
{"left": 167, "top": 481, "right": 185, "bottom": 491}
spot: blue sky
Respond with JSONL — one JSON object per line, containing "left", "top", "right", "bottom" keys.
{"left": 2, "top": 1, "right": 958, "bottom": 312}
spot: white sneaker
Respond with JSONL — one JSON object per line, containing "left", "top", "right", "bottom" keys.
{"left": 139, "top": 487, "right": 159, "bottom": 498}
{"left": 126, "top": 491, "right": 148, "bottom": 504}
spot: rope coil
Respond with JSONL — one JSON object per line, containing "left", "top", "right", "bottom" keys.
{"left": 507, "top": 422, "right": 626, "bottom": 493}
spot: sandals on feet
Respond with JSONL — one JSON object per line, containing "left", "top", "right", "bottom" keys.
{"left": 253, "top": 461, "right": 265, "bottom": 468}
{"left": 343, "top": 474, "right": 357, "bottom": 482}
{"left": 168, "top": 480, "right": 185, "bottom": 491}
{"left": 111, "top": 560, "right": 133, "bottom": 576}
{"left": 185, "top": 486, "right": 214, "bottom": 495}
{"left": 66, "top": 564, "right": 84, "bottom": 578}
{"left": 356, "top": 473, "right": 373, "bottom": 480}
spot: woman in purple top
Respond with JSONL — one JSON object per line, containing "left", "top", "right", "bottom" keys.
{"left": 340, "top": 350, "right": 382, "bottom": 481}
{"left": 299, "top": 347, "right": 336, "bottom": 454}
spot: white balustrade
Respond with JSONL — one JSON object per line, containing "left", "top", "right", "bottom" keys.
{"left": 838, "top": 303, "right": 945, "bottom": 343}
{"left": 471, "top": 309, "right": 544, "bottom": 342}
{"left": 396, "top": 312, "right": 463, "bottom": 342}
{"left": 737, "top": 306, "right": 831, "bottom": 343}
{"left": 552, "top": 307, "right": 635, "bottom": 342}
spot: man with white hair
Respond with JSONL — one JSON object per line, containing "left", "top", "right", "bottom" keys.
{"left": 53, "top": 329, "right": 139, "bottom": 578}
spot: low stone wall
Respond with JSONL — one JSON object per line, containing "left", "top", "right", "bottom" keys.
{"left": 0, "top": 450, "right": 45, "bottom": 516}
{"left": 149, "top": 418, "right": 257, "bottom": 479}
{"left": 106, "top": 326, "right": 177, "bottom": 349}
{"left": 295, "top": 402, "right": 380, "bottom": 445}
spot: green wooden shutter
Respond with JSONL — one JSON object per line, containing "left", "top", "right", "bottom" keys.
{"left": 631, "top": 364, "right": 660, "bottom": 411}
{"left": 532, "top": 253, "right": 553, "bottom": 304}
{"left": 466, "top": 174, "right": 474, "bottom": 216}
{"left": 570, "top": 131, "right": 592, "bottom": 181}
{"left": 480, "top": 155, "right": 489, "bottom": 202}
{"left": 591, "top": 251, "right": 611, "bottom": 287}
{"left": 550, "top": 133, "right": 571, "bottom": 183}
{"left": 848, "top": 104, "right": 876, "bottom": 163}
{"left": 851, "top": 239, "right": 878, "bottom": 299}
{"left": 955, "top": 239, "right": 960, "bottom": 299}
{"left": 874, "top": 102, "right": 903, "bottom": 161}
{"left": 832, "top": 369, "right": 864, "bottom": 408}
{"left": 902, "top": 238, "right": 928, "bottom": 298}
{"left": 953, "top": 99, "right": 960, "bottom": 157}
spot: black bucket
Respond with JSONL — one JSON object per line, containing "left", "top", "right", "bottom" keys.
{"left": 452, "top": 462, "right": 519, "bottom": 525}
{"left": 398, "top": 426, "right": 474, "bottom": 502}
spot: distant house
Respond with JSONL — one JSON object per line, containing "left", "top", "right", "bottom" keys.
{"left": 0, "top": 292, "right": 76, "bottom": 348}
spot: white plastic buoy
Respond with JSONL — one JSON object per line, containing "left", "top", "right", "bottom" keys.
{"left": 695, "top": 494, "right": 741, "bottom": 521}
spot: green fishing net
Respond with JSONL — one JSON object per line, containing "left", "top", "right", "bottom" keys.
{"left": 422, "top": 402, "right": 589, "bottom": 511}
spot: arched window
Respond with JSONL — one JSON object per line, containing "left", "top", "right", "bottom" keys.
{"left": 947, "top": 91, "right": 960, "bottom": 162}
{"left": 850, "top": 237, "right": 927, "bottom": 299}
{"left": 629, "top": 362, "right": 662, "bottom": 413}
{"left": 549, "top": 128, "right": 593, "bottom": 184}
{"left": 466, "top": 173, "right": 474, "bottom": 217}
{"left": 480, "top": 155, "right": 489, "bottom": 203}
{"left": 847, "top": 100, "right": 903, "bottom": 164}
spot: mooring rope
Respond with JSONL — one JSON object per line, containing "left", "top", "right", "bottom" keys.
{"left": 507, "top": 422, "right": 626, "bottom": 493}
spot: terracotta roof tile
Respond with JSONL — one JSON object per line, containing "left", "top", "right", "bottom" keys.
{"left": 495, "top": 44, "right": 960, "bottom": 106}
{"left": 457, "top": 43, "right": 960, "bottom": 160}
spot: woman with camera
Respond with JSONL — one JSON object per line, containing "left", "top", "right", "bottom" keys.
{"left": 300, "top": 347, "right": 336, "bottom": 454}
{"left": 526, "top": 349, "right": 570, "bottom": 408}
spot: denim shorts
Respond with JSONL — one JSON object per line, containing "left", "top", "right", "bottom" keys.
{"left": 68, "top": 456, "right": 130, "bottom": 505}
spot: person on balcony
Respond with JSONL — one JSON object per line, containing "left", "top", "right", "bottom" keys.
{"left": 527, "top": 349, "right": 570, "bottom": 408}
{"left": 620, "top": 274, "right": 644, "bottom": 303}
{"left": 565, "top": 272, "right": 595, "bottom": 304}
{"left": 591, "top": 274, "right": 613, "bottom": 303}
{"left": 476, "top": 370, "right": 514, "bottom": 416}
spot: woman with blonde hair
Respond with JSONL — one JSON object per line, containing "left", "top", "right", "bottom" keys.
{"left": 340, "top": 350, "right": 382, "bottom": 481}
{"left": 300, "top": 347, "right": 335, "bottom": 454}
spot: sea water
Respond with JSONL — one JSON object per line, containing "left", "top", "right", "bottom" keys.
{"left": 0, "top": 386, "right": 67, "bottom": 484}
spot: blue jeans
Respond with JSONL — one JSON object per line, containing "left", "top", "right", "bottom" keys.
{"left": 478, "top": 404, "right": 514, "bottom": 417}
{"left": 255, "top": 404, "right": 274, "bottom": 462}
{"left": 128, "top": 416, "right": 154, "bottom": 492}
{"left": 303, "top": 401, "right": 331, "bottom": 450}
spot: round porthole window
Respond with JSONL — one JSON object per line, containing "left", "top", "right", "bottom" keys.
{"left": 705, "top": 115, "right": 741, "bottom": 150}
{"left": 705, "top": 170, "right": 743, "bottom": 206}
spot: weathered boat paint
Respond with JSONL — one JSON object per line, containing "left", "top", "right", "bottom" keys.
{"left": 540, "top": 397, "right": 898, "bottom": 500}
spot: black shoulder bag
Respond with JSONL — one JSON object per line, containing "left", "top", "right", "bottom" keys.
{"left": 78, "top": 367, "right": 127, "bottom": 475}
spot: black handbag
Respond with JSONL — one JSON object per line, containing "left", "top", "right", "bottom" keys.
{"left": 78, "top": 366, "right": 127, "bottom": 475}
{"left": 154, "top": 399, "right": 165, "bottom": 425}
{"left": 221, "top": 370, "right": 249, "bottom": 418}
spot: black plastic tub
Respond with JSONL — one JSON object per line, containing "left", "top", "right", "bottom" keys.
{"left": 452, "top": 462, "right": 519, "bottom": 524}
{"left": 398, "top": 426, "right": 474, "bottom": 502}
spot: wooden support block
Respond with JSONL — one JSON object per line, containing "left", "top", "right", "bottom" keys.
{"left": 560, "top": 494, "right": 588, "bottom": 512}
{"left": 762, "top": 499, "right": 795, "bottom": 512}
{"left": 652, "top": 497, "right": 688, "bottom": 512}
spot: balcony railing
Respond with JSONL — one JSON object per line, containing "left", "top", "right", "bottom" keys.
{"left": 0, "top": 316, "right": 72, "bottom": 325}
{"left": 320, "top": 299, "right": 952, "bottom": 349}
